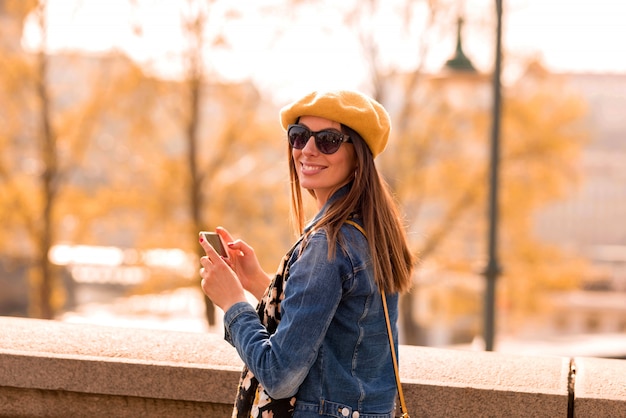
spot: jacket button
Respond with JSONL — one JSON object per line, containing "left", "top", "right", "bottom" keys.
{"left": 352, "top": 412, "right": 360, "bottom": 418}
{"left": 340, "top": 407, "right": 349, "bottom": 417}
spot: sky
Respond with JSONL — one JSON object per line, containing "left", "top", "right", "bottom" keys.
{"left": 22, "top": 0, "right": 626, "bottom": 102}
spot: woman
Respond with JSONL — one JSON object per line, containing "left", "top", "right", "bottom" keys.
{"left": 199, "top": 90, "right": 413, "bottom": 418}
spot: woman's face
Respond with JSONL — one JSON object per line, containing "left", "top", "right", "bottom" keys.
{"left": 292, "top": 115, "right": 357, "bottom": 207}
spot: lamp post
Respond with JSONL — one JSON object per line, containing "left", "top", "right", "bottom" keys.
{"left": 483, "top": 0, "right": 503, "bottom": 352}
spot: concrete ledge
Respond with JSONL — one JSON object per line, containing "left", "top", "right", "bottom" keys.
{"left": 399, "top": 344, "right": 570, "bottom": 417}
{"left": 0, "top": 316, "right": 241, "bottom": 417}
{"left": 574, "top": 356, "right": 626, "bottom": 417}
{"left": 1, "top": 316, "right": 625, "bottom": 417}
{"left": 0, "top": 386, "right": 232, "bottom": 418}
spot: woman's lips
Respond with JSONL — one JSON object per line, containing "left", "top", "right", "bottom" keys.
{"left": 300, "top": 162, "right": 326, "bottom": 175}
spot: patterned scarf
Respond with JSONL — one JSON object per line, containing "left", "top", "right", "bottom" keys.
{"left": 232, "top": 237, "right": 304, "bottom": 418}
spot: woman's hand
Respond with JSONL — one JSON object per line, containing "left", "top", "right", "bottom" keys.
{"left": 199, "top": 234, "right": 246, "bottom": 313}
{"left": 215, "top": 227, "right": 271, "bottom": 300}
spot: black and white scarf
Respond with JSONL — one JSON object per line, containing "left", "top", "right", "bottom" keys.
{"left": 232, "top": 237, "right": 303, "bottom": 418}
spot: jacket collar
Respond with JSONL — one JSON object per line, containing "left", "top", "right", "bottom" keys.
{"left": 304, "top": 183, "right": 351, "bottom": 233}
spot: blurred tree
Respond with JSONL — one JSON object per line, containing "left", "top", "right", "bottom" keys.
{"left": 123, "top": 0, "right": 293, "bottom": 325}
{"left": 165, "top": 0, "right": 255, "bottom": 325}
{"left": 382, "top": 64, "right": 589, "bottom": 343}
{"left": 0, "top": 0, "right": 40, "bottom": 317}
{"left": 32, "top": 0, "right": 56, "bottom": 319}
{"left": 494, "top": 65, "right": 591, "bottom": 332}
{"left": 0, "top": 0, "right": 291, "bottom": 324}
{"left": 0, "top": 0, "right": 63, "bottom": 318}
{"left": 341, "top": 0, "right": 589, "bottom": 344}
{"left": 0, "top": 0, "right": 164, "bottom": 318}
{"left": 180, "top": 0, "right": 223, "bottom": 325}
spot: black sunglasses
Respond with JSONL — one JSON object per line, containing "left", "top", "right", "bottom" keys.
{"left": 287, "top": 124, "right": 352, "bottom": 155}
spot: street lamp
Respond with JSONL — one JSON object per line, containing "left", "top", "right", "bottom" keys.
{"left": 483, "top": 0, "right": 503, "bottom": 352}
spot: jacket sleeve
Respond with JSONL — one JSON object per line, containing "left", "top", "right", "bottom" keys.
{"left": 223, "top": 231, "right": 345, "bottom": 399}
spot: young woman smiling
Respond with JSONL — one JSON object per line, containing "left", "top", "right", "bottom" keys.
{"left": 199, "top": 90, "right": 414, "bottom": 418}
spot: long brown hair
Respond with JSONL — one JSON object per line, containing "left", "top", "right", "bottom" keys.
{"left": 288, "top": 125, "right": 413, "bottom": 294}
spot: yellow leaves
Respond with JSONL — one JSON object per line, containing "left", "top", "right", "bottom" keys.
{"left": 499, "top": 240, "right": 590, "bottom": 320}
{"left": 382, "top": 64, "right": 590, "bottom": 334}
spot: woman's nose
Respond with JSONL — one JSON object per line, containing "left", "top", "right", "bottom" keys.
{"left": 301, "top": 135, "right": 319, "bottom": 155}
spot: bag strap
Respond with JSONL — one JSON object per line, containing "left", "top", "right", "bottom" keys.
{"left": 380, "top": 287, "right": 409, "bottom": 418}
{"left": 344, "top": 220, "right": 409, "bottom": 418}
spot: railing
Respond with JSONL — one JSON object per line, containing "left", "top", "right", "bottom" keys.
{"left": 1, "top": 316, "right": 624, "bottom": 417}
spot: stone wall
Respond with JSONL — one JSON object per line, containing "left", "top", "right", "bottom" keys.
{"left": 1, "top": 316, "right": 624, "bottom": 417}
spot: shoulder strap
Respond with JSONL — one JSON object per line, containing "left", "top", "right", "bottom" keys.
{"left": 343, "top": 220, "right": 409, "bottom": 418}
{"left": 344, "top": 219, "right": 366, "bottom": 236}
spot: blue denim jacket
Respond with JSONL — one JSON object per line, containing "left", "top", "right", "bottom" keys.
{"left": 224, "top": 189, "right": 399, "bottom": 418}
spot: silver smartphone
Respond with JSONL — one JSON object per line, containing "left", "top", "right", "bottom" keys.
{"left": 200, "top": 231, "right": 229, "bottom": 258}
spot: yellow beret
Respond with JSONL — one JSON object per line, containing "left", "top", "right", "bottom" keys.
{"left": 279, "top": 90, "right": 391, "bottom": 158}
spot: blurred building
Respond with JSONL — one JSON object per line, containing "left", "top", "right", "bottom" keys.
{"left": 535, "top": 73, "right": 626, "bottom": 257}
{"left": 534, "top": 72, "right": 626, "bottom": 338}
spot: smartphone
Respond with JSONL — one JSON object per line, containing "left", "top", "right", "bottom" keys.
{"left": 200, "top": 231, "right": 229, "bottom": 258}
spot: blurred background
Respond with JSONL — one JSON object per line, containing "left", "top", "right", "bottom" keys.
{"left": 1, "top": 0, "right": 625, "bottom": 359}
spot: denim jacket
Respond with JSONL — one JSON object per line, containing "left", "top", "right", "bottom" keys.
{"left": 224, "top": 187, "right": 399, "bottom": 418}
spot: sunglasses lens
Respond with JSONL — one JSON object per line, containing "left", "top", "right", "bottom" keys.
{"left": 288, "top": 126, "right": 310, "bottom": 149}
{"left": 315, "top": 131, "right": 343, "bottom": 154}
